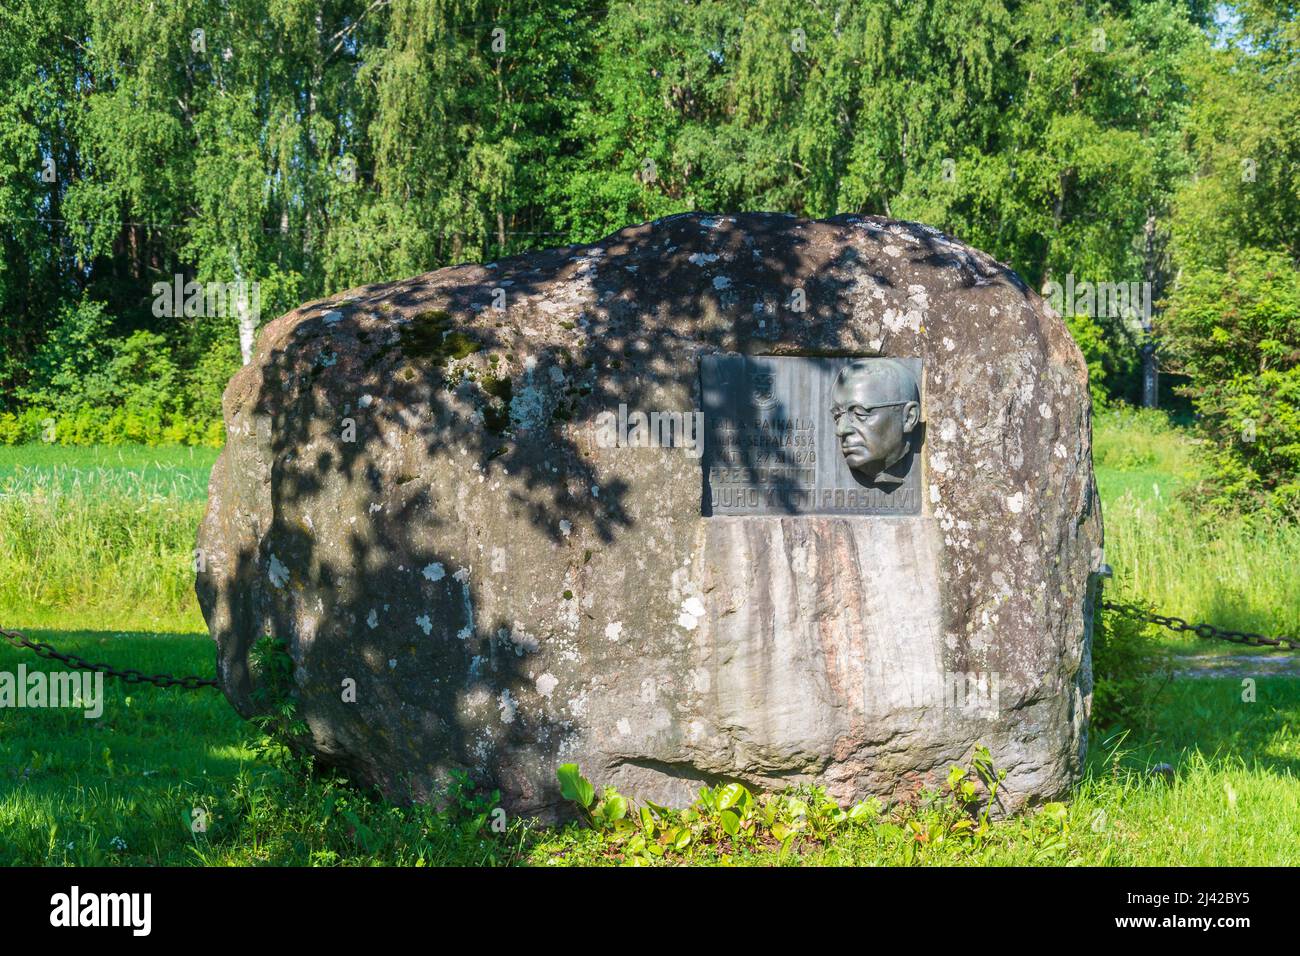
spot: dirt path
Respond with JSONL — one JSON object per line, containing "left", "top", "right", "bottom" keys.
{"left": 1172, "top": 653, "right": 1300, "bottom": 679}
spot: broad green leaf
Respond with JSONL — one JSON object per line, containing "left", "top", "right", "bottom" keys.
{"left": 1042, "top": 802, "right": 1069, "bottom": 824}
{"left": 556, "top": 763, "right": 594, "bottom": 807}
{"left": 848, "top": 799, "right": 880, "bottom": 822}
{"left": 604, "top": 793, "right": 628, "bottom": 822}
{"left": 719, "top": 809, "right": 740, "bottom": 836}
{"left": 716, "top": 782, "right": 748, "bottom": 810}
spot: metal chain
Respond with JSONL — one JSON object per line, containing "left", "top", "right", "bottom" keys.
{"left": 0, "top": 627, "right": 219, "bottom": 690}
{"left": 3, "top": 602, "right": 1295, "bottom": 694}
{"left": 1101, "top": 602, "right": 1300, "bottom": 652}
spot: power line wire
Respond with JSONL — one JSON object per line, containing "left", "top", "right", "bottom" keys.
{"left": 7, "top": 214, "right": 573, "bottom": 239}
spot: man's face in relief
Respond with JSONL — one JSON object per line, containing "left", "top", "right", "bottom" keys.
{"left": 830, "top": 360, "right": 921, "bottom": 480}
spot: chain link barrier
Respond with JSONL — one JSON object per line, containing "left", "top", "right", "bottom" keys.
{"left": 0, "top": 627, "right": 219, "bottom": 690}
{"left": 1101, "top": 602, "right": 1300, "bottom": 652}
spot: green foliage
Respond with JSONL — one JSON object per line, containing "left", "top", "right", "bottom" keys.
{"left": 2, "top": 0, "right": 1288, "bottom": 428}
{"left": 0, "top": 409, "right": 223, "bottom": 448}
{"left": 247, "top": 636, "right": 308, "bottom": 770}
{"left": 15, "top": 297, "right": 117, "bottom": 412}
{"left": 546, "top": 747, "right": 1098, "bottom": 865}
{"left": 1160, "top": 249, "right": 1300, "bottom": 516}
{"left": 1091, "top": 595, "right": 1172, "bottom": 733}
{"left": 1170, "top": 7, "right": 1300, "bottom": 271}
{"left": 1065, "top": 310, "right": 1140, "bottom": 409}
{"left": 6, "top": 294, "right": 223, "bottom": 446}
{"left": 554, "top": 762, "right": 881, "bottom": 864}
{"left": 443, "top": 769, "right": 504, "bottom": 839}
{"left": 21, "top": 323, "right": 183, "bottom": 417}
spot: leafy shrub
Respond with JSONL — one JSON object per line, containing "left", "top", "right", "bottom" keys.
{"left": 0, "top": 407, "right": 222, "bottom": 447}
{"left": 14, "top": 296, "right": 117, "bottom": 413}
{"left": 8, "top": 295, "right": 226, "bottom": 447}
{"left": 0, "top": 407, "right": 56, "bottom": 444}
{"left": 1064, "top": 310, "right": 1141, "bottom": 410}
{"left": 104, "top": 330, "right": 181, "bottom": 411}
{"left": 1090, "top": 594, "right": 1171, "bottom": 732}
{"left": 247, "top": 636, "right": 309, "bottom": 770}
{"left": 1160, "top": 249, "right": 1300, "bottom": 516}
{"left": 187, "top": 335, "right": 242, "bottom": 423}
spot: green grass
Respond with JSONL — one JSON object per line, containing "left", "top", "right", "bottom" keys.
{"left": 0, "top": 444, "right": 211, "bottom": 633}
{"left": 1093, "top": 407, "right": 1300, "bottom": 643}
{"left": 0, "top": 416, "right": 1297, "bottom": 867}
{"left": 0, "top": 443, "right": 218, "bottom": 501}
{"left": 1093, "top": 405, "right": 1202, "bottom": 507}
{"left": 2, "top": 628, "right": 1294, "bottom": 865}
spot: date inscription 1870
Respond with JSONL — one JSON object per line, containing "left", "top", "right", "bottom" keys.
{"left": 701, "top": 355, "right": 923, "bottom": 516}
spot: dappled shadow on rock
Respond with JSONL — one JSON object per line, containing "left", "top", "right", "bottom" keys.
{"left": 196, "top": 211, "right": 1096, "bottom": 816}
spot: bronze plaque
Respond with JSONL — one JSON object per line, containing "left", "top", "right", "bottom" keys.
{"left": 701, "top": 355, "right": 924, "bottom": 516}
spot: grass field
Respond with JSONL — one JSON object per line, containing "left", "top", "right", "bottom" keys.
{"left": 1, "top": 410, "right": 1297, "bottom": 866}
{"left": 0, "top": 443, "right": 218, "bottom": 501}
{"left": 1093, "top": 407, "right": 1300, "bottom": 642}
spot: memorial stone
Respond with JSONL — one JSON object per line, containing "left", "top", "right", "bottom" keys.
{"left": 197, "top": 212, "right": 1104, "bottom": 816}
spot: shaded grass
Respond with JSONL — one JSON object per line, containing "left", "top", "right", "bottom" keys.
{"left": 0, "top": 629, "right": 527, "bottom": 866}
{"left": 0, "top": 628, "right": 244, "bottom": 866}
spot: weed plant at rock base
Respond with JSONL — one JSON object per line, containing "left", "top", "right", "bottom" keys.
{"left": 1091, "top": 592, "right": 1172, "bottom": 734}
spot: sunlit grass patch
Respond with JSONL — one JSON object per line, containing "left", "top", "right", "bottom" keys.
{"left": 1094, "top": 408, "right": 1300, "bottom": 641}
{"left": 0, "top": 444, "right": 218, "bottom": 501}
{"left": 0, "top": 446, "right": 211, "bottom": 631}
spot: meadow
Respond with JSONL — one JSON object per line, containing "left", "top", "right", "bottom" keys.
{"left": 1093, "top": 408, "right": 1300, "bottom": 639}
{"left": 0, "top": 410, "right": 1297, "bottom": 866}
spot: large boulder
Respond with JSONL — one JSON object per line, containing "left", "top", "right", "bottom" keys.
{"left": 196, "top": 212, "right": 1103, "bottom": 816}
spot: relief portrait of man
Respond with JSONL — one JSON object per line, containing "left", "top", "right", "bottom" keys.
{"left": 830, "top": 358, "right": 922, "bottom": 487}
